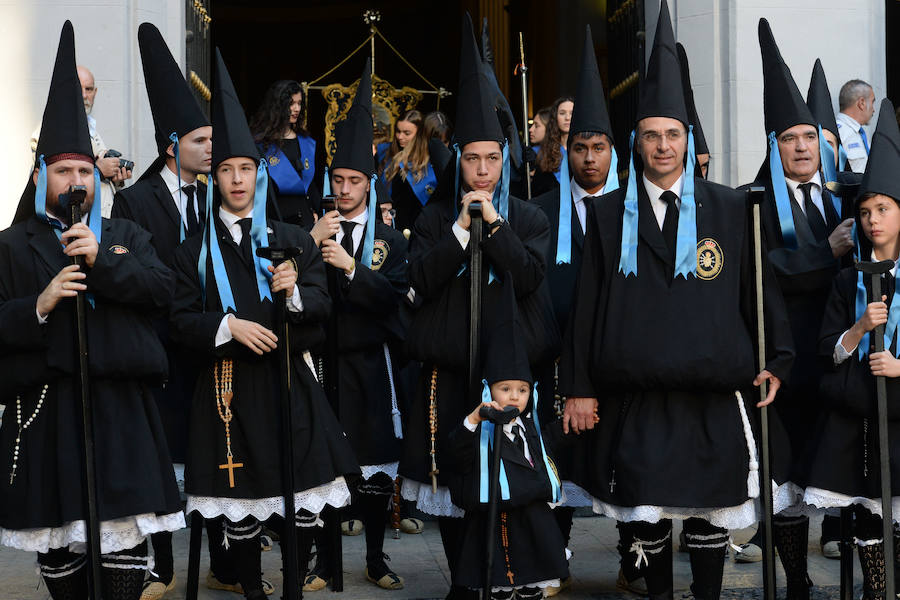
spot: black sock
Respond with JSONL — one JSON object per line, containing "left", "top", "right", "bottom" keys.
{"left": 150, "top": 530, "right": 174, "bottom": 584}
{"left": 628, "top": 520, "right": 673, "bottom": 596}
{"left": 100, "top": 540, "right": 150, "bottom": 600}
{"left": 225, "top": 517, "right": 263, "bottom": 597}
{"left": 438, "top": 516, "right": 465, "bottom": 579}
{"left": 38, "top": 548, "right": 88, "bottom": 600}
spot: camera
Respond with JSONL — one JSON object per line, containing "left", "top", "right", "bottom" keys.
{"left": 104, "top": 149, "right": 134, "bottom": 171}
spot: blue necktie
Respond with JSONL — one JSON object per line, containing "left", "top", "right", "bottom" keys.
{"left": 860, "top": 127, "right": 870, "bottom": 154}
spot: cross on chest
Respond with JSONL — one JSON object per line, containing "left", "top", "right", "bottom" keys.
{"left": 219, "top": 454, "right": 244, "bottom": 488}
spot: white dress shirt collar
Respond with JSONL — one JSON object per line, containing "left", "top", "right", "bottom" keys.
{"left": 785, "top": 171, "right": 824, "bottom": 216}
{"left": 642, "top": 172, "right": 685, "bottom": 230}
{"left": 837, "top": 112, "right": 862, "bottom": 132}
{"left": 569, "top": 178, "right": 603, "bottom": 234}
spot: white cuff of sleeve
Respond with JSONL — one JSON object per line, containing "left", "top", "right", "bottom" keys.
{"left": 406, "top": 287, "right": 416, "bottom": 303}
{"left": 345, "top": 267, "right": 356, "bottom": 281}
{"left": 452, "top": 222, "right": 470, "bottom": 249}
{"left": 287, "top": 284, "right": 303, "bottom": 313}
{"left": 36, "top": 307, "right": 48, "bottom": 325}
{"left": 463, "top": 416, "right": 478, "bottom": 432}
{"left": 215, "top": 314, "right": 235, "bottom": 347}
{"left": 834, "top": 330, "right": 856, "bottom": 365}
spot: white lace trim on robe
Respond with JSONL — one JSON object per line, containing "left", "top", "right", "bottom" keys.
{"left": 801, "top": 487, "right": 900, "bottom": 524}
{"left": 0, "top": 511, "right": 185, "bottom": 555}
{"left": 360, "top": 462, "right": 399, "bottom": 482}
{"left": 186, "top": 477, "right": 351, "bottom": 522}
{"left": 400, "top": 478, "right": 464, "bottom": 517}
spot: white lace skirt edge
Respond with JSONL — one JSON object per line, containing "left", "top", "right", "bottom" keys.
{"left": 400, "top": 478, "right": 464, "bottom": 517}
{"left": 186, "top": 477, "right": 351, "bottom": 522}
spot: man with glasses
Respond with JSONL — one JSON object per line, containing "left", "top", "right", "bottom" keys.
{"left": 560, "top": 5, "right": 794, "bottom": 598}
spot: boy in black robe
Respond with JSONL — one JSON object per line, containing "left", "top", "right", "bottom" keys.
{"left": 398, "top": 13, "right": 557, "bottom": 600}
{"left": 0, "top": 22, "right": 183, "bottom": 600}
{"left": 559, "top": 3, "right": 794, "bottom": 598}
{"left": 449, "top": 276, "right": 567, "bottom": 599}
{"left": 736, "top": 20, "right": 855, "bottom": 592}
{"left": 302, "top": 60, "right": 409, "bottom": 592}
{"left": 806, "top": 99, "right": 900, "bottom": 598}
{"left": 170, "top": 49, "right": 359, "bottom": 600}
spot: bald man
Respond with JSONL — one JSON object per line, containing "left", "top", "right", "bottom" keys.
{"left": 31, "top": 65, "right": 132, "bottom": 217}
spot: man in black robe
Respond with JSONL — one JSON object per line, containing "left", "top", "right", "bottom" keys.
{"left": 106, "top": 24, "right": 224, "bottom": 598}
{"left": 170, "top": 49, "right": 359, "bottom": 600}
{"left": 398, "top": 14, "right": 557, "bottom": 600}
{"left": 560, "top": 3, "right": 794, "bottom": 598}
{"left": 0, "top": 21, "right": 183, "bottom": 600}
{"left": 532, "top": 24, "right": 633, "bottom": 595}
{"left": 302, "top": 60, "right": 409, "bottom": 592}
{"left": 736, "top": 20, "right": 855, "bottom": 594}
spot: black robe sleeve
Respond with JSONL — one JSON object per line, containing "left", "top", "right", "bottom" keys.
{"left": 408, "top": 206, "right": 467, "bottom": 299}
{"left": 338, "top": 234, "right": 408, "bottom": 315}
{"left": 480, "top": 205, "right": 549, "bottom": 298}
{"left": 289, "top": 227, "right": 331, "bottom": 325}
{"left": 169, "top": 241, "right": 228, "bottom": 353}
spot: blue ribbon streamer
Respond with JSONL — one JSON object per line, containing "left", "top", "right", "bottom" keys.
{"left": 618, "top": 131, "right": 640, "bottom": 276}
{"left": 605, "top": 147, "right": 620, "bottom": 194}
{"left": 250, "top": 159, "right": 273, "bottom": 303}
{"left": 530, "top": 382, "right": 561, "bottom": 503}
{"left": 322, "top": 167, "right": 331, "bottom": 198}
{"left": 768, "top": 131, "right": 798, "bottom": 249}
{"left": 478, "top": 379, "right": 511, "bottom": 504}
{"left": 674, "top": 127, "right": 699, "bottom": 279}
{"left": 361, "top": 174, "right": 378, "bottom": 269}
{"left": 817, "top": 125, "right": 842, "bottom": 218}
{"left": 35, "top": 155, "right": 49, "bottom": 225}
{"left": 555, "top": 155, "right": 573, "bottom": 265}
{"left": 169, "top": 132, "right": 186, "bottom": 243}
{"left": 839, "top": 144, "right": 848, "bottom": 172}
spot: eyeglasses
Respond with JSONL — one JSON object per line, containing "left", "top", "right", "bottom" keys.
{"left": 639, "top": 130, "right": 684, "bottom": 144}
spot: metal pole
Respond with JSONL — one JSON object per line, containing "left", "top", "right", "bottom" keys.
{"left": 518, "top": 33, "right": 532, "bottom": 200}
{"left": 469, "top": 204, "right": 484, "bottom": 401}
{"left": 749, "top": 187, "right": 776, "bottom": 600}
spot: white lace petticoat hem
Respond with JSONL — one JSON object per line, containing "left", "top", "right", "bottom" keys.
{"left": 801, "top": 487, "right": 900, "bottom": 523}
{"left": 592, "top": 481, "right": 803, "bottom": 530}
{"left": 361, "top": 462, "right": 399, "bottom": 481}
{"left": 0, "top": 511, "right": 185, "bottom": 555}
{"left": 400, "top": 478, "right": 465, "bottom": 517}
{"left": 485, "top": 578, "right": 560, "bottom": 592}
{"left": 560, "top": 481, "right": 593, "bottom": 508}
{"left": 186, "top": 477, "right": 351, "bottom": 522}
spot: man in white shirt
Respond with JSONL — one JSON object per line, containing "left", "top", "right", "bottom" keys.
{"left": 836, "top": 79, "right": 876, "bottom": 173}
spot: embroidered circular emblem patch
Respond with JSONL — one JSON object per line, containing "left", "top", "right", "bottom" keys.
{"left": 304, "top": 158, "right": 310, "bottom": 171}
{"left": 425, "top": 185, "right": 435, "bottom": 196}
{"left": 696, "top": 238, "right": 723, "bottom": 280}
{"left": 108, "top": 244, "right": 129, "bottom": 255}
{"left": 371, "top": 239, "right": 389, "bottom": 271}
{"left": 268, "top": 156, "right": 280, "bottom": 166}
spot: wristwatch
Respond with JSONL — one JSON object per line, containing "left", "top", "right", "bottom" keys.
{"left": 488, "top": 216, "right": 505, "bottom": 229}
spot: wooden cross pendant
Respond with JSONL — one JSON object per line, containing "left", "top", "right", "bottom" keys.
{"left": 219, "top": 454, "right": 243, "bottom": 488}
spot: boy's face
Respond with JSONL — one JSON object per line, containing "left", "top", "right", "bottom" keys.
{"left": 216, "top": 157, "right": 257, "bottom": 217}
{"left": 859, "top": 193, "right": 900, "bottom": 252}
{"left": 490, "top": 379, "right": 531, "bottom": 414}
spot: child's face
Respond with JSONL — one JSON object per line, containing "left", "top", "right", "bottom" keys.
{"left": 490, "top": 380, "right": 531, "bottom": 414}
{"left": 859, "top": 194, "right": 900, "bottom": 254}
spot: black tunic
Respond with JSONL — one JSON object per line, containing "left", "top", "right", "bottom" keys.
{"left": 112, "top": 171, "right": 207, "bottom": 461}
{"left": 170, "top": 216, "right": 359, "bottom": 501}
{"left": 805, "top": 267, "right": 900, "bottom": 499}
{"left": 559, "top": 178, "right": 796, "bottom": 509}
{"left": 0, "top": 216, "right": 182, "bottom": 529}
{"left": 328, "top": 221, "right": 409, "bottom": 467}
{"left": 742, "top": 178, "right": 844, "bottom": 484}
{"left": 448, "top": 416, "right": 568, "bottom": 589}
{"left": 399, "top": 195, "right": 560, "bottom": 491}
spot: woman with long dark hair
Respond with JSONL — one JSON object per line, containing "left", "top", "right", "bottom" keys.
{"left": 376, "top": 109, "right": 450, "bottom": 232}
{"left": 250, "top": 80, "right": 321, "bottom": 228}
{"left": 533, "top": 96, "right": 574, "bottom": 196}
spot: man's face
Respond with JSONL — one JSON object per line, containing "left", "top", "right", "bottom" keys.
{"left": 77, "top": 66, "right": 96, "bottom": 116}
{"left": 215, "top": 157, "right": 257, "bottom": 216}
{"left": 34, "top": 159, "right": 95, "bottom": 218}
{"left": 861, "top": 89, "right": 876, "bottom": 125}
{"left": 168, "top": 126, "right": 212, "bottom": 176}
{"left": 459, "top": 141, "right": 503, "bottom": 194}
{"left": 569, "top": 133, "right": 611, "bottom": 193}
{"left": 331, "top": 168, "right": 370, "bottom": 218}
{"left": 696, "top": 153, "right": 710, "bottom": 179}
{"left": 288, "top": 92, "right": 302, "bottom": 125}
{"left": 777, "top": 124, "right": 819, "bottom": 182}
{"left": 636, "top": 117, "right": 687, "bottom": 184}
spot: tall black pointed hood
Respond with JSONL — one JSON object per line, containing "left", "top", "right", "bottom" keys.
{"left": 211, "top": 48, "right": 259, "bottom": 168}
{"left": 758, "top": 19, "right": 816, "bottom": 136}
{"left": 859, "top": 99, "right": 900, "bottom": 202}
{"left": 806, "top": 58, "right": 840, "bottom": 138}
{"left": 455, "top": 13, "right": 504, "bottom": 147}
{"left": 138, "top": 22, "right": 210, "bottom": 156}
{"left": 676, "top": 43, "right": 708, "bottom": 155}
{"left": 636, "top": 0, "right": 688, "bottom": 126}
{"left": 569, "top": 25, "right": 614, "bottom": 143}
{"left": 330, "top": 58, "right": 374, "bottom": 175}
{"left": 483, "top": 275, "right": 532, "bottom": 386}
{"left": 14, "top": 21, "right": 94, "bottom": 225}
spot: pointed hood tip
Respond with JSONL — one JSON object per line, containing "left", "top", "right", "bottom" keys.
{"left": 454, "top": 11, "right": 505, "bottom": 147}
{"left": 635, "top": 0, "right": 689, "bottom": 125}
{"left": 758, "top": 17, "right": 815, "bottom": 136}
{"left": 569, "top": 23, "right": 613, "bottom": 144}
{"left": 211, "top": 47, "right": 259, "bottom": 168}
{"left": 859, "top": 98, "right": 900, "bottom": 202}
{"left": 330, "top": 59, "right": 375, "bottom": 176}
